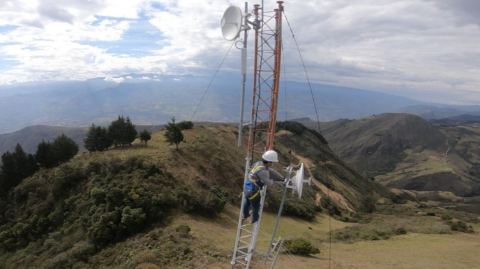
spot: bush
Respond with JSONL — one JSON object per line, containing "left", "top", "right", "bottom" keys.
{"left": 283, "top": 199, "right": 317, "bottom": 221}
{"left": 121, "top": 207, "right": 147, "bottom": 231}
{"left": 360, "top": 195, "right": 376, "bottom": 213}
{"left": 175, "top": 225, "right": 191, "bottom": 238}
{"left": 177, "top": 121, "right": 194, "bottom": 130}
{"left": 283, "top": 238, "right": 320, "bottom": 256}
{"left": 394, "top": 227, "right": 407, "bottom": 235}
{"left": 90, "top": 187, "right": 106, "bottom": 205}
{"left": 447, "top": 220, "right": 474, "bottom": 233}
{"left": 441, "top": 215, "right": 452, "bottom": 221}
{"left": 177, "top": 186, "right": 226, "bottom": 216}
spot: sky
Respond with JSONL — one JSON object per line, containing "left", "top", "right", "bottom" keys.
{"left": 0, "top": 0, "right": 479, "bottom": 105}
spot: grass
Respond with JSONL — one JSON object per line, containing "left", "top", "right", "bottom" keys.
{"left": 162, "top": 200, "right": 480, "bottom": 269}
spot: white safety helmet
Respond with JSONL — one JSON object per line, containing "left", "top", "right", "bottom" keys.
{"left": 262, "top": 150, "right": 279, "bottom": 162}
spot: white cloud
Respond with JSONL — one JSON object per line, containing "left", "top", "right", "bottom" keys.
{"left": 104, "top": 76, "right": 125, "bottom": 83}
{"left": 0, "top": 0, "right": 479, "bottom": 104}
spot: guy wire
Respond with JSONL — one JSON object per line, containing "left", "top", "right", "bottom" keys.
{"left": 190, "top": 41, "right": 235, "bottom": 121}
{"left": 283, "top": 10, "right": 332, "bottom": 269}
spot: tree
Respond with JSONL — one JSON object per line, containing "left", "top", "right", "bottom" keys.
{"left": 0, "top": 144, "right": 38, "bottom": 192}
{"left": 52, "top": 134, "right": 79, "bottom": 164}
{"left": 35, "top": 140, "right": 56, "bottom": 168}
{"left": 125, "top": 117, "right": 137, "bottom": 145}
{"left": 108, "top": 116, "right": 137, "bottom": 147}
{"left": 139, "top": 129, "right": 152, "bottom": 146}
{"left": 164, "top": 117, "right": 184, "bottom": 150}
{"left": 84, "top": 124, "right": 113, "bottom": 152}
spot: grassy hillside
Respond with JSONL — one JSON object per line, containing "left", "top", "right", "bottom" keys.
{"left": 1, "top": 123, "right": 480, "bottom": 269}
{"left": 0, "top": 123, "right": 398, "bottom": 268}
{"left": 323, "top": 113, "right": 480, "bottom": 196}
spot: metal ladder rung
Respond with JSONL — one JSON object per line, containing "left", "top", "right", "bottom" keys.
{"left": 236, "top": 249, "right": 248, "bottom": 256}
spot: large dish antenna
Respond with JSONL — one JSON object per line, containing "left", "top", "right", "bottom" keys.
{"left": 221, "top": 6, "right": 243, "bottom": 41}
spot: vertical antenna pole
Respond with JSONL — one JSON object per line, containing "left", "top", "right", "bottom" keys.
{"left": 238, "top": 2, "right": 249, "bottom": 147}
{"left": 247, "top": 4, "right": 261, "bottom": 156}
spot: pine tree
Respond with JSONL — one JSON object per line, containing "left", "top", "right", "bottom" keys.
{"left": 125, "top": 117, "right": 138, "bottom": 146}
{"left": 108, "top": 116, "right": 125, "bottom": 147}
{"left": 140, "top": 129, "right": 152, "bottom": 146}
{"left": 108, "top": 116, "right": 137, "bottom": 147}
{"left": 35, "top": 140, "right": 56, "bottom": 168}
{"left": 84, "top": 124, "right": 99, "bottom": 152}
{"left": 84, "top": 124, "right": 112, "bottom": 152}
{"left": 99, "top": 126, "right": 113, "bottom": 151}
{"left": 0, "top": 144, "right": 38, "bottom": 191}
{"left": 0, "top": 151, "right": 17, "bottom": 191}
{"left": 52, "top": 134, "right": 79, "bottom": 164}
{"left": 164, "top": 117, "right": 184, "bottom": 150}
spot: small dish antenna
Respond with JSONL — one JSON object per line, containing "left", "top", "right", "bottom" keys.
{"left": 291, "top": 163, "right": 311, "bottom": 198}
{"left": 221, "top": 6, "right": 243, "bottom": 41}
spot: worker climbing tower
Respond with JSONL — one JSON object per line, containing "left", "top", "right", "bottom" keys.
{"left": 221, "top": 2, "right": 311, "bottom": 268}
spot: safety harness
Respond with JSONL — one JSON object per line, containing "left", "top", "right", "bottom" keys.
{"left": 245, "top": 161, "right": 267, "bottom": 201}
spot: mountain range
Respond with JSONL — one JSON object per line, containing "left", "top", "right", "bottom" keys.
{"left": 1, "top": 73, "right": 479, "bottom": 135}
{"left": 321, "top": 113, "right": 480, "bottom": 196}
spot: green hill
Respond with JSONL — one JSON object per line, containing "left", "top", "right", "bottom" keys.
{"left": 0, "top": 123, "right": 397, "bottom": 269}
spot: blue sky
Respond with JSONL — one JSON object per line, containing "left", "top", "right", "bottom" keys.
{"left": 0, "top": 0, "right": 480, "bottom": 105}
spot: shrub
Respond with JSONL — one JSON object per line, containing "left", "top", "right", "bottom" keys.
{"left": 121, "top": 207, "right": 146, "bottom": 232}
{"left": 175, "top": 225, "right": 191, "bottom": 238}
{"left": 177, "top": 186, "right": 226, "bottom": 216}
{"left": 441, "top": 215, "right": 453, "bottom": 221}
{"left": 447, "top": 221, "right": 474, "bottom": 233}
{"left": 283, "top": 238, "right": 320, "bottom": 256}
{"left": 321, "top": 197, "right": 341, "bottom": 216}
{"left": 177, "top": 121, "right": 194, "bottom": 130}
{"left": 360, "top": 195, "right": 376, "bottom": 213}
{"left": 90, "top": 187, "right": 106, "bottom": 205}
{"left": 283, "top": 199, "right": 316, "bottom": 221}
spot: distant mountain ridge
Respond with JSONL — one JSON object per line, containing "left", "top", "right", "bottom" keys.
{"left": 1, "top": 73, "right": 478, "bottom": 134}
{"left": 322, "top": 113, "right": 480, "bottom": 196}
{"left": 396, "top": 105, "right": 480, "bottom": 120}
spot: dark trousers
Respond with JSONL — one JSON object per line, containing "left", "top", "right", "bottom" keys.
{"left": 243, "top": 189, "right": 261, "bottom": 223}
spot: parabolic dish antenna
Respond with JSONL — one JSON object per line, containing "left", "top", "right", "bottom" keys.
{"left": 221, "top": 6, "right": 243, "bottom": 41}
{"left": 292, "top": 163, "right": 305, "bottom": 198}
